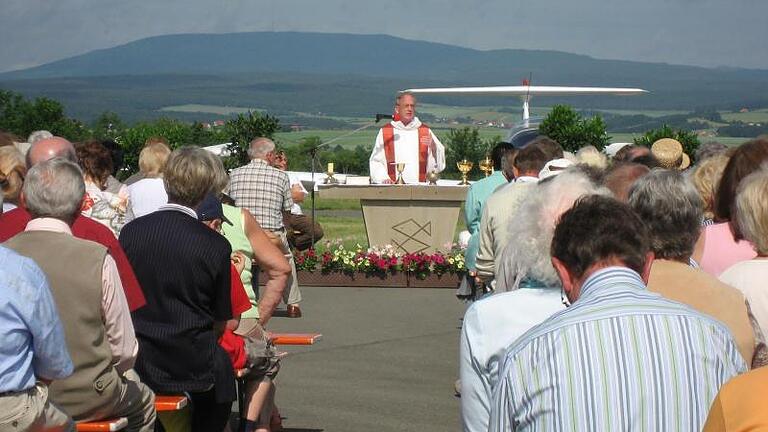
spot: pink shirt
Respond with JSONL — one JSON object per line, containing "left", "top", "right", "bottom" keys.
{"left": 25, "top": 218, "right": 138, "bottom": 373}
{"left": 700, "top": 222, "right": 757, "bottom": 277}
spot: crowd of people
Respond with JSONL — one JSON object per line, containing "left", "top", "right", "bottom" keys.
{"left": 460, "top": 135, "right": 768, "bottom": 431}
{"left": 0, "top": 132, "right": 324, "bottom": 431}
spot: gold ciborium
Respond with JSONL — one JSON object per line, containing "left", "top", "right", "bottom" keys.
{"left": 395, "top": 162, "right": 406, "bottom": 184}
{"left": 479, "top": 155, "right": 493, "bottom": 177}
{"left": 457, "top": 159, "right": 474, "bottom": 185}
{"left": 426, "top": 170, "right": 439, "bottom": 185}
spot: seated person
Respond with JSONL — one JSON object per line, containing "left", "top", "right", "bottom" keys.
{"left": 5, "top": 158, "right": 155, "bottom": 431}
{"left": 198, "top": 194, "right": 281, "bottom": 432}
{"left": 119, "top": 148, "right": 234, "bottom": 432}
{"left": 271, "top": 150, "right": 323, "bottom": 251}
{"left": 0, "top": 245, "right": 74, "bottom": 431}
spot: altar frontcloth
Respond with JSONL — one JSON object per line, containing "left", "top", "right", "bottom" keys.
{"left": 318, "top": 185, "right": 468, "bottom": 253}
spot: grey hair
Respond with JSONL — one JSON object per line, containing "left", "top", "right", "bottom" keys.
{"left": 247, "top": 137, "right": 275, "bottom": 160}
{"left": 396, "top": 91, "right": 416, "bottom": 104}
{"left": 497, "top": 168, "right": 611, "bottom": 290}
{"left": 627, "top": 169, "right": 703, "bottom": 260}
{"left": 23, "top": 158, "right": 85, "bottom": 223}
{"left": 733, "top": 167, "right": 768, "bottom": 255}
{"left": 27, "top": 130, "right": 53, "bottom": 145}
{"left": 576, "top": 145, "right": 608, "bottom": 169}
{"left": 163, "top": 147, "right": 220, "bottom": 208}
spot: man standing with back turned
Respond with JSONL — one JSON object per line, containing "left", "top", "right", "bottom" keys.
{"left": 369, "top": 92, "right": 445, "bottom": 184}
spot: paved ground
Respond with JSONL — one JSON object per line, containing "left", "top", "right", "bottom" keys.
{"left": 266, "top": 286, "right": 467, "bottom": 432}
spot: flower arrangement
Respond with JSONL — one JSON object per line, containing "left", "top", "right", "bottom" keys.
{"left": 294, "top": 241, "right": 466, "bottom": 278}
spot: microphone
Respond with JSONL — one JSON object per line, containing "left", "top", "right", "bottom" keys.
{"left": 375, "top": 113, "right": 394, "bottom": 123}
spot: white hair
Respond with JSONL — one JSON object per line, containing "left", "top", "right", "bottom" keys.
{"left": 23, "top": 158, "right": 85, "bottom": 222}
{"left": 247, "top": 137, "right": 275, "bottom": 160}
{"left": 27, "top": 130, "right": 53, "bottom": 145}
{"left": 496, "top": 168, "right": 611, "bottom": 290}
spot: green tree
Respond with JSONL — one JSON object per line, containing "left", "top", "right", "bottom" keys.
{"left": 538, "top": 105, "right": 610, "bottom": 152}
{"left": 0, "top": 90, "right": 89, "bottom": 140}
{"left": 93, "top": 111, "right": 125, "bottom": 140}
{"left": 224, "top": 111, "right": 280, "bottom": 170}
{"left": 633, "top": 125, "right": 700, "bottom": 159}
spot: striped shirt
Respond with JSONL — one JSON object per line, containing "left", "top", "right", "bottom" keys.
{"left": 227, "top": 158, "right": 293, "bottom": 231}
{"left": 489, "top": 267, "right": 747, "bottom": 432}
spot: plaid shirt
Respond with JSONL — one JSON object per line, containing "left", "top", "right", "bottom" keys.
{"left": 227, "top": 159, "right": 293, "bottom": 231}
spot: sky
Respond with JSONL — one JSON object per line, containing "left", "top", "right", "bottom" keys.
{"left": 2, "top": 0, "right": 767, "bottom": 73}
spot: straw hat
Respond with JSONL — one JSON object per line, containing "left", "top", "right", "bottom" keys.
{"left": 651, "top": 138, "right": 691, "bottom": 170}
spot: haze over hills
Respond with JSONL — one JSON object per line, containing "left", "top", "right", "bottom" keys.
{"left": 2, "top": 32, "right": 768, "bottom": 122}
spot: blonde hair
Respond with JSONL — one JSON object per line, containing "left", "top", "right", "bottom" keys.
{"left": 733, "top": 167, "right": 768, "bottom": 255}
{"left": 575, "top": 145, "right": 608, "bottom": 169}
{"left": 139, "top": 142, "right": 171, "bottom": 177}
{"left": 691, "top": 154, "right": 730, "bottom": 220}
{"left": 0, "top": 146, "right": 27, "bottom": 205}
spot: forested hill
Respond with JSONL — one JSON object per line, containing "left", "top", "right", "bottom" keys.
{"left": 2, "top": 32, "right": 768, "bottom": 119}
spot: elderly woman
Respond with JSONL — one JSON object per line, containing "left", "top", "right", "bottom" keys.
{"left": 459, "top": 168, "right": 609, "bottom": 432}
{"left": 76, "top": 140, "right": 129, "bottom": 234}
{"left": 629, "top": 169, "right": 766, "bottom": 368}
{"left": 126, "top": 141, "right": 171, "bottom": 222}
{"left": 720, "top": 168, "right": 768, "bottom": 339}
{"left": 693, "top": 138, "right": 768, "bottom": 275}
{"left": 0, "top": 146, "right": 26, "bottom": 213}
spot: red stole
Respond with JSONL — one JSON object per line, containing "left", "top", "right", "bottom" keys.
{"left": 382, "top": 123, "right": 431, "bottom": 182}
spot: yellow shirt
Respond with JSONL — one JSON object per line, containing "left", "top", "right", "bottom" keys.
{"left": 703, "top": 366, "right": 768, "bottom": 431}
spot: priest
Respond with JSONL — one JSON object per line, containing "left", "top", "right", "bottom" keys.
{"left": 369, "top": 92, "right": 446, "bottom": 184}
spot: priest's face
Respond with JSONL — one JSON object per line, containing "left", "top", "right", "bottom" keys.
{"left": 396, "top": 94, "right": 417, "bottom": 125}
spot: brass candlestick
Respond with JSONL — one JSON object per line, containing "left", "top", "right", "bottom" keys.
{"left": 479, "top": 156, "right": 493, "bottom": 177}
{"left": 395, "top": 162, "right": 406, "bottom": 184}
{"left": 457, "top": 159, "right": 474, "bottom": 185}
{"left": 324, "top": 164, "right": 339, "bottom": 184}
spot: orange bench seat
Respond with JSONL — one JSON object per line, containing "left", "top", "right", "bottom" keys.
{"left": 155, "top": 395, "right": 188, "bottom": 412}
{"left": 269, "top": 333, "right": 322, "bottom": 345}
{"left": 76, "top": 417, "right": 127, "bottom": 431}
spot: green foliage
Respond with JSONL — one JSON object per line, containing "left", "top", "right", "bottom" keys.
{"left": 224, "top": 111, "right": 281, "bottom": 170}
{"left": 0, "top": 90, "right": 89, "bottom": 141}
{"left": 278, "top": 136, "right": 370, "bottom": 175}
{"left": 633, "top": 124, "right": 700, "bottom": 158}
{"left": 539, "top": 105, "right": 610, "bottom": 152}
{"left": 116, "top": 117, "right": 228, "bottom": 177}
{"left": 444, "top": 127, "right": 497, "bottom": 179}
{"left": 92, "top": 111, "right": 125, "bottom": 140}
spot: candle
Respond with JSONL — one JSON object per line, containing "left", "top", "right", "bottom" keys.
{"left": 328, "top": 162, "right": 334, "bottom": 173}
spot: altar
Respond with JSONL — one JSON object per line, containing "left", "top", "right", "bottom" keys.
{"left": 317, "top": 184, "right": 468, "bottom": 254}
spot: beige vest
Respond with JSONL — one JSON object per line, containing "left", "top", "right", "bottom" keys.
{"left": 5, "top": 230, "right": 121, "bottom": 418}
{"left": 648, "top": 259, "right": 756, "bottom": 366}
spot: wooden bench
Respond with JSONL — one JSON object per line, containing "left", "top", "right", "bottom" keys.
{"left": 155, "top": 395, "right": 188, "bottom": 412}
{"left": 269, "top": 332, "right": 322, "bottom": 345}
{"left": 76, "top": 417, "right": 128, "bottom": 431}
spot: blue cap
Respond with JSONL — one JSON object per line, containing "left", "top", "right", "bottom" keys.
{"left": 197, "top": 193, "right": 232, "bottom": 225}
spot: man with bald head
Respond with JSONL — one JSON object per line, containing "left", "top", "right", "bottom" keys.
{"left": 0, "top": 136, "right": 146, "bottom": 311}
{"left": 25, "top": 136, "right": 77, "bottom": 167}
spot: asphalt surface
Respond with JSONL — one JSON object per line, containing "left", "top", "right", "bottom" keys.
{"left": 266, "top": 286, "right": 467, "bottom": 432}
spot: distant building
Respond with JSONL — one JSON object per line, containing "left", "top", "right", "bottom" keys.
{"left": 290, "top": 124, "right": 303, "bottom": 132}
{"left": 740, "top": 108, "right": 750, "bottom": 113}
{"left": 213, "top": 120, "right": 226, "bottom": 127}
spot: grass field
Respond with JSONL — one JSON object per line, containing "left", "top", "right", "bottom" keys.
{"left": 720, "top": 108, "right": 768, "bottom": 123}
{"left": 160, "top": 104, "right": 265, "bottom": 115}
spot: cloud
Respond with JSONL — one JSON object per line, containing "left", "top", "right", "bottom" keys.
{"left": 1, "top": 0, "right": 766, "bottom": 72}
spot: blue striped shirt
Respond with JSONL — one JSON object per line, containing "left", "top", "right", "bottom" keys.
{"left": 489, "top": 267, "right": 747, "bottom": 432}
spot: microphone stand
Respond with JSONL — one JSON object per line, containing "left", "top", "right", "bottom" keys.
{"left": 309, "top": 117, "right": 387, "bottom": 247}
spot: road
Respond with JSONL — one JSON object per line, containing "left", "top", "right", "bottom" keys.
{"left": 267, "top": 285, "right": 467, "bottom": 432}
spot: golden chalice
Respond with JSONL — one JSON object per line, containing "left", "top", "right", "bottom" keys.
{"left": 479, "top": 156, "right": 493, "bottom": 177}
{"left": 426, "top": 170, "right": 439, "bottom": 185}
{"left": 395, "top": 162, "right": 406, "bottom": 184}
{"left": 457, "top": 159, "right": 474, "bottom": 185}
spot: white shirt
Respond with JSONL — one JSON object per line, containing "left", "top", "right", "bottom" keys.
{"left": 720, "top": 259, "right": 768, "bottom": 339}
{"left": 369, "top": 117, "right": 445, "bottom": 184}
{"left": 126, "top": 177, "right": 168, "bottom": 222}
{"left": 288, "top": 172, "right": 308, "bottom": 215}
{"left": 460, "top": 288, "right": 564, "bottom": 432}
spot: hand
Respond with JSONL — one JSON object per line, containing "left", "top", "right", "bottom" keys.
{"left": 231, "top": 251, "right": 247, "bottom": 274}
{"left": 382, "top": 179, "right": 394, "bottom": 184}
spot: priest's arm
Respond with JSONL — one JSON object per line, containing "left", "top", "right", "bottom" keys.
{"left": 369, "top": 129, "right": 392, "bottom": 184}
{"left": 428, "top": 130, "right": 446, "bottom": 174}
